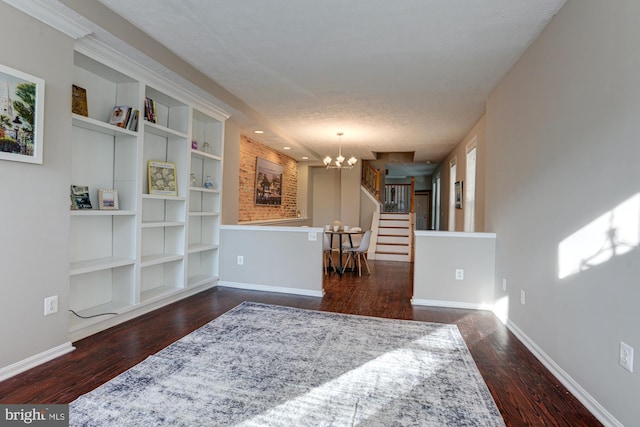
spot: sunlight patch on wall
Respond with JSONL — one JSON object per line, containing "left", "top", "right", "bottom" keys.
{"left": 493, "top": 295, "right": 509, "bottom": 325}
{"left": 558, "top": 194, "right": 640, "bottom": 279}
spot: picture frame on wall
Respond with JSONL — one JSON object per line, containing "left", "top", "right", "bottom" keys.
{"left": 455, "top": 181, "right": 463, "bottom": 209}
{"left": 0, "top": 64, "right": 45, "bottom": 164}
{"left": 148, "top": 160, "right": 177, "bottom": 196}
{"left": 255, "top": 157, "right": 283, "bottom": 206}
{"left": 98, "top": 189, "right": 119, "bottom": 210}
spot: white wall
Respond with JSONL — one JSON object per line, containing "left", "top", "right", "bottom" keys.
{"left": 485, "top": 0, "right": 640, "bottom": 425}
{"left": 0, "top": 4, "right": 74, "bottom": 371}
{"left": 413, "top": 231, "right": 496, "bottom": 310}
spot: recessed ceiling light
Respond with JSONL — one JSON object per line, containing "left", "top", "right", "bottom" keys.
{"left": 283, "top": 146, "right": 291, "bottom": 150}
{"left": 302, "top": 156, "right": 309, "bottom": 160}
{"left": 254, "top": 130, "right": 264, "bottom": 134}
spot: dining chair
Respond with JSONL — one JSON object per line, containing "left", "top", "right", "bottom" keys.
{"left": 342, "top": 230, "right": 372, "bottom": 276}
{"left": 323, "top": 232, "right": 337, "bottom": 275}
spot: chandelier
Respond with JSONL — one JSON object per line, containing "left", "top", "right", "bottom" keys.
{"left": 323, "top": 132, "right": 358, "bottom": 169}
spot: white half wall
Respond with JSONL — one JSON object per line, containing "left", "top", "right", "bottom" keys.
{"left": 219, "top": 226, "right": 324, "bottom": 296}
{"left": 413, "top": 231, "right": 496, "bottom": 310}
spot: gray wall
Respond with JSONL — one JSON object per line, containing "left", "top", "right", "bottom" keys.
{"left": 413, "top": 232, "right": 496, "bottom": 309}
{"left": 0, "top": 4, "right": 74, "bottom": 368}
{"left": 219, "top": 226, "right": 323, "bottom": 295}
{"left": 221, "top": 118, "right": 240, "bottom": 225}
{"left": 485, "top": 0, "right": 640, "bottom": 424}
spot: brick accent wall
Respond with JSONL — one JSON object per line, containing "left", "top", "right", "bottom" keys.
{"left": 239, "top": 135, "right": 298, "bottom": 222}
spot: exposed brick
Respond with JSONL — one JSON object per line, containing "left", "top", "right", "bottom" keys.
{"left": 239, "top": 135, "right": 298, "bottom": 222}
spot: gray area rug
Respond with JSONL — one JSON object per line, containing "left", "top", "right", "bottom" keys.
{"left": 70, "top": 302, "right": 505, "bottom": 426}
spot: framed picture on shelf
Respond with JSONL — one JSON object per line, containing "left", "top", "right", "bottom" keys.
{"left": 98, "top": 189, "right": 119, "bottom": 210}
{"left": 70, "top": 185, "right": 92, "bottom": 210}
{"left": 0, "top": 63, "right": 45, "bottom": 164}
{"left": 148, "top": 160, "right": 177, "bottom": 196}
{"left": 255, "top": 157, "right": 283, "bottom": 206}
{"left": 71, "top": 84, "right": 88, "bottom": 116}
{"left": 455, "top": 181, "right": 463, "bottom": 209}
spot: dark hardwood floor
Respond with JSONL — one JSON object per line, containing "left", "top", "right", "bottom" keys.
{"left": 0, "top": 260, "right": 602, "bottom": 426}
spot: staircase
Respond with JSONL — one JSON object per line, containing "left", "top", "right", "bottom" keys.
{"left": 375, "top": 212, "right": 412, "bottom": 262}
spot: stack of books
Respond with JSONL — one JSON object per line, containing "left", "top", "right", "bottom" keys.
{"left": 144, "top": 97, "right": 158, "bottom": 124}
{"left": 109, "top": 106, "right": 139, "bottom": 131}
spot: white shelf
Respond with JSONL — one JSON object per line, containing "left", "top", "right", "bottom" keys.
{"left": 189, "top": 187, "right": 220, "bottom": 194}
{"left": 143, "top": 120, "right": 188, "bottom": 139}
{"left": 141, "top": 221, "right": 185, "bottom": 228}
{"left": 70, "top": 209, "right": 136, "bottom": 216}
{"left": 70, "top": 256, "right": 136, "bottom": 275}
{"left": 191, "top": 149, "right": 222, "bottom": 161}
{"left": 142, "top": 194, "right": 187, "bottom": 201}
{"left": 140, "top": 286, "right": 182, "bottom": 304}
{"left": 188, "top": 212, "right": 220, "bottom": 217}
{"left": 140, "top": 253, "right": 183, "bottom": 267}
{"left": 188, "top": 243, "right": 218, "bottom": 254}
{"left": 188, "top": 275, "right": 218, "bottom": 288}
{"left": 68, "top": 301, "right": 133, "bottom": 331}
{"left": 72, "top": 114, "right": 138, "bottom": 137}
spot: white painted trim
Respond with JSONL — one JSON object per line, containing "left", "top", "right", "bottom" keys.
{"left": 0, "top": 342, "right": 75, "bottom": 382}
{"left": 219, "top": 281, "right": 324, "bottom": 298}
{"left": 411, "top": 298, "right": 494, "bottom": 311}
{"left": 237, "top": 217, "right": 311, "bottom": 226}
{"left": 222, "top": 225, "right": 323, "bottom": 233}
{"left": 2, "top": 0, "right": 91, "bottom": 39}
{"left": 414, "top": 230, "right": 496, "bottom": 239}
{"left": 506, "top": 320, "right": 622, "bottom": 427}
{"left": 466, "top": 135, "right": 478, "bottom": 152}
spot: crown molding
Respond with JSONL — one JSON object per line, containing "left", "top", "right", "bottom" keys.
{"left": 2, "top": 0, "right": 91, "bottom": 39}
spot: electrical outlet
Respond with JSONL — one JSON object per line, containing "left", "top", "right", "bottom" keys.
{"left": 44, "top": 295, "right": 58, "bottom": 316}
{"left": 455, "top": 269, "right": 464, "bottom": 280}
{"left": 520, "top": 290, "right": 526, "bottom": 305}
{"left": 308, "top": 232, "right": 317, "bottom": 241}
{"left": 502, "top": 278, "right": 507, "bottom": 291}
{"left": 237, "top": 255, "right": 244, "bottom": 265}
{"left": 620, "top": 341, "right": 634, "bottom": 372}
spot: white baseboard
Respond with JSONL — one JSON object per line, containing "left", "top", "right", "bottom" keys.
{"left": 219, "top": 281, "right": 323, "bottom": 298}
{"left": 506, "top": 320, "right": 622, "bottom": 427}
{"left": 411, "top": 298, "right": 494, "bottom": 311}
{"left": 0, "top": 342, "right": 75, "bottom": 382}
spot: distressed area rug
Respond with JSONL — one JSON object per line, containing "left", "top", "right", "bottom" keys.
{"left": 70, "top": 302, "right": 505, "bottom": 426}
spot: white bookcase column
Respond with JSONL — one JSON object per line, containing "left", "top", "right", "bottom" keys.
{"left": 69, "top": 40, "right": 228, "bottom": 341}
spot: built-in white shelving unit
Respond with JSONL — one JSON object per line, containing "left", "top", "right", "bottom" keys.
{"left": 69, "top": 41, "right": 228, "bottom": 340}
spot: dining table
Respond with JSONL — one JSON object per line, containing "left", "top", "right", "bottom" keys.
{"left": 325, "top": 228, "right": 364, "bottom": 275}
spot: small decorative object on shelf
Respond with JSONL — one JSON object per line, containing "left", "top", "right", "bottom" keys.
{"left": 98, "top": 189, "right": 119, "bottom": 210}
{"left": 191, "top": 140, "right": 198, "bottom": 150}
{"left": 148, "top": 160, "right": 178, "bottom": 196}
{"left": 190, "top": 173, "right": 197, "bottom": 187}
{"left": 204, "top": 175, "right": 213, "bottom": 189}
{"left": 109, "top": 106, "right": 132, "bottom": 128}
{"left": 70, "top": 185, "right": 92, "bottom": 210}
{"left": 202, "top": 141, "right": 211, "bottom": 154}
{"left": 71, "top": 84, "right": 88, "bottom": 116}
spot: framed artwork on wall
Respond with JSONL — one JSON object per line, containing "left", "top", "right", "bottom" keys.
{"left": 455, "top": 181, "right": 463, "bottom": 209}
{"left": 255, "top": 157, "right": 283, "bottom": 206}
{"left": 0, "top": 64, "right": 45, "bottom": 164}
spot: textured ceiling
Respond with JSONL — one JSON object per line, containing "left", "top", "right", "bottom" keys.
{"left": 89, "top": 0, "right": 564, "bottom": 170}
